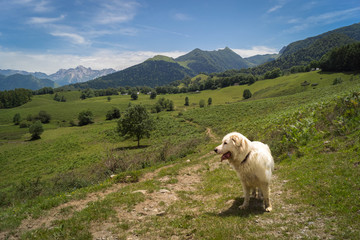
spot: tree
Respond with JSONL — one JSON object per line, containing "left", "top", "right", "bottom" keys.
{"left": 107, "top": 96, "right": 111, "bottom": 102}
{"left": 199, "top": 99, "right": 205, "bottom": 108}
{"left": 13, "top": 113, "right": 21, "bottom": 125}
{"left": 117, "top": 105, "right": 154, "bottom": 147}
{"left": 150, "top": 91, "right": 157, "bottom": 99}
{"left": 78, "top": 110, "right": 94, "bottom": 126}
{"left": 243, "top": 89, "right": 252, "bottom": 99}
{"left": 106, "top": 107, "right": 121, "bottom": 120}
{"left": 184, "top": 97, "right": 189, "bottom": 106}
{"left": 131, "top": 92, "right": 138, "bottom": 100}
{"left": 29, "top": 120, "right": 44, "bottom": 140}
{"left": 208, "top": 97, "right": 212, "bottom": 106}
{"left": 37, "top": 110, "right": 51, "bottom": 124}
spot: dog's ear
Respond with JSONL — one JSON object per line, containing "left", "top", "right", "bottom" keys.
{"left": 231, "top": 135, "right": 241, "bottom": 147}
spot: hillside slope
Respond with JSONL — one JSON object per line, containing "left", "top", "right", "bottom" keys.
{"left": 252, "top": 23, "right": 360, "bottom": 73}
{"left": 70, "top": 60, "right": 194, "bottom": 89}
{"left": 0, "top": 74, "right": 57, "bottom": 90}
{"left": 175, "top": 47, "right": 252, "bottom": 73}
{"left": 68, "top": 47, "right": 253, "bottom": 89}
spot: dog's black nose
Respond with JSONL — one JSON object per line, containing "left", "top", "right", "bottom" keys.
{"left": 214, "top": 148, "right": 218, "bottom": 153}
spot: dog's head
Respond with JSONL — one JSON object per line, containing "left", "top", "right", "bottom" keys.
{"left": 214, "top": 132, "right": 248, "bottom": 162}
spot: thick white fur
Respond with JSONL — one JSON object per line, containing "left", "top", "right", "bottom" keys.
{"left": 215, "top": 132, "right": 274, "bottom": 212}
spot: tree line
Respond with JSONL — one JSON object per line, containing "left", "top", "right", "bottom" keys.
{"left": 0, "top": 88, "right": 32, "bottom": 108}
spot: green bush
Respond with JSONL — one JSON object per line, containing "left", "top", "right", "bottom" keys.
{"left": 13, "top": 113, "right": 21, "bottom": 125}
{"left": 78, "top": 110, "right": 94, "bottom": 126}
{"left": 37, "top": 110, "right": 51, "bottom": 123}
{"left": 199, "top": 99, "right": 205, "bottom": 108}
{"left": 243, "top": 89, "right": 252, "bottom": 99}
{"left": 29, "top": 120, "right": 44, "bottom": 140}
{"left": 106, "top": 107, "right": 121, "bottom": 120}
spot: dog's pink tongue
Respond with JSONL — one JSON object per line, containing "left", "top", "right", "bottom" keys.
{"left": 221, "top": 152, "right": 231, "bottom": 161}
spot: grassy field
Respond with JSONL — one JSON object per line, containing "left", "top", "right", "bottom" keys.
{"left": 0, "top": 71, "right": 359, "bottom": 239}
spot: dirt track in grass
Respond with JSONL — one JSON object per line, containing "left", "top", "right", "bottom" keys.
{"left": 3, "top": 147, "right": 337, "bottom": 239}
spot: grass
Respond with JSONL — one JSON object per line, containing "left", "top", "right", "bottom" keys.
{"left": 0, "top": 71, "right": 359, "bottom": 239}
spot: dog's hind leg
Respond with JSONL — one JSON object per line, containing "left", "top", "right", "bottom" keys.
{"left": 260, "top": 183, "right": 272, "bottom": 212}
{"left": 240, "top": 185, "right": 250, "bottom": 210}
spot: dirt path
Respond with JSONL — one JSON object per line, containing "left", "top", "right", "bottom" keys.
{"left": 4, "top": 146, "right": 335, "bottom": 239}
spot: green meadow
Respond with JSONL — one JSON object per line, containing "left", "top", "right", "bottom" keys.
{"left": 1, "top": 71, "right": 360, "bottom": 239}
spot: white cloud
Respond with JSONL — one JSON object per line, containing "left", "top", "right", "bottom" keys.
{"left": 286, "top": 7, "right": 360, "bottom": 33}
{"left": 29, "top": 14, "right": 65, "bottom": 24}
{"left": 232, "top": 46, "right": 278, "bottom": 58}
{"left": 13, "top": 0, "right": 52, "bottom": 12}
{"left": 267, "top": 5, "right": 283, "bottom": 13}
{"left": 95, "top": 0, "right": 140, "bottom": 24}
{"left": 50, "top": 32, "right": 88, "bottom": 45}
{"left": 0, "top": 49, "right": 187, "bottom": 74}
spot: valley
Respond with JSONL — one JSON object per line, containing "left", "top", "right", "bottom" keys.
{"left": 0, "top": 71, "right": 359, "bottom": 239}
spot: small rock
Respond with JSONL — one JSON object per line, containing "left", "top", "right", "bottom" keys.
{"left": 186, "top": 159, "right": 191, "bottom": 162}
{"left": 132, "top": 190, "right": 147, "bottom": 194}
{"left": 159, "top": 189, "right": 170, "bottom": 193}
{"left": 110, "top": 174, "right": 116, "bottom": 178}
{"left": 157, "top": 211, "right": 166, "bottom": 216}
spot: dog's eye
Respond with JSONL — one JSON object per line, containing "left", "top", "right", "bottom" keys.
{"left": 224, "top": 142, "right": 227, "bottom": 145}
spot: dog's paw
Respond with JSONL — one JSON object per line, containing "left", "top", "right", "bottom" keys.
{"left": 265, "top": 206, "right": 272, "bottom": 212}
{"left": 239, "top": 204, "right": 249, "bottom": 210}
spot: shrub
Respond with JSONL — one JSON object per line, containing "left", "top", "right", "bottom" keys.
{"left": 13, "top": 113, "right": 21, "bottom": 125}
{"left": 37, "top": 110, "right": 51, "bottom": 123}
{"left": 106, "top": 107, "right": 121, "bottom": 120}
{"left": 150, "top": 91, "right": 157, "bottom": 99}
{"left": 199, "top": 99, "right": 205, "bottom": 108}
{"left": 19, "top": 120, "right": 31, "bottom": 128}
{"left": 185, "top": 97, "right": 189, "bottom": 106}
{"left": 29, "top": 120, "right": 44, "bottom": 140}
{"left": 78, "top": 110, "right": 94, "bottom": 126}
{"left": 131, "top": 92, "right": 138, "bottom": 100}
{"left": 208, "top": 97, "right": 212, "bottom": 106}
{"left": 333, "top": 77, "right": 343, "bottom": 85}
{"left": 243, "top": 89, "right": 252, "bottom": 99}
{"left": 152, "top": 98, "right": 174, "bottom": 112}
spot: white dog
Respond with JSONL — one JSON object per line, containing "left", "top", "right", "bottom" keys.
{"left": 214, "top": 132, "right": 274, "bottom": 212}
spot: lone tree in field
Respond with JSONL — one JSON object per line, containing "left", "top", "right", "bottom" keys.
{"left": 184, "top": 96, "right": 189, "bottom": 106}
{"left": 78, "top": 110, "right": 94, "bottom": 126}
{"left": 13, "top": 113, "right": 21, "bottom": 125}
{"left": 243, "top": 89, "right": 252, "bottom": 99}
{"left": 29, "top": 120, "right": 44, "bottom": 140}
{"left": 131, "top": 92, "right": 138, "bottom": 100}
{"left": 117, "top": 104, "right": 154, "bottom": 147}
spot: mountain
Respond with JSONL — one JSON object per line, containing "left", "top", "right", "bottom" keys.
{"left": 0, "top": 69, "right": 49, "bottom": 79}
{"left": 69, "top": 59, "right": 194, "bottom": 89}
{"left": 0, "top": 74, "right": 57, "bottom": 91}
{"left": 175, "top": 47, "right": 252, "bottom": 73}
{"left": 251, "top": 23, "right": 360, "bottom": 74}
{"left": 49, "top": 66, "right": 116, "bottom": 86}
{"left": 0, "top": 66, "right": 116, "bottom": 86}
{"left": 245, "top": 54, "right": 279, "bottom": 66}
{"left": 67, "top": 47, "right": 254, "bottom": 89}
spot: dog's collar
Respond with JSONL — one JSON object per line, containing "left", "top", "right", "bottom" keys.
{"left": 241, "top": 151, "right": 251, "bottom": 164}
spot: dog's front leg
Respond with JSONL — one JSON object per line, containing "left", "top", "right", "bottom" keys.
{"left": 240, "top": 184, "right": 250, "bottom": 209}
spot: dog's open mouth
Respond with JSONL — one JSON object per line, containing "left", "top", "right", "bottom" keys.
{"left": 221, "top": 151, "right": 231, "bottom": 161}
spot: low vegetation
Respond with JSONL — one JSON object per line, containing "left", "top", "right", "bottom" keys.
{"left": 0, "top": 71, "right": 359, "bottom": 239}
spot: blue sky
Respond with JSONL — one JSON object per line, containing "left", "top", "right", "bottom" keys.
{"left": 0, "top": 0, "right": 359, "bottom": 74}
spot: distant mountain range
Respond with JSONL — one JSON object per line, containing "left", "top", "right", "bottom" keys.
{"left": 0, "top": 74, "right": 57, "bottom": 91}
{"left": 67, "top": 47, "right": 277, "bottom": 89}
{"left": 0, "top": 65, "right": 116, "bottom": 88}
